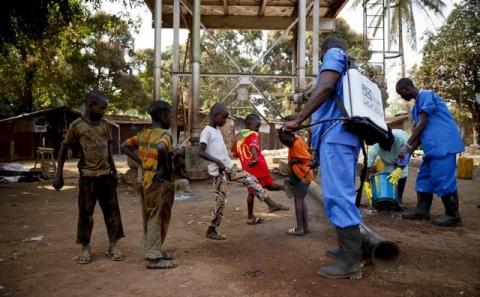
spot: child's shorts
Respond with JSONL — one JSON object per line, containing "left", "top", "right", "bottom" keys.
{"left": 288, "top": 172, "right": 309, "bottom": 199}
{"left": 248, "top": 174, "right": 273, "bottom": 194}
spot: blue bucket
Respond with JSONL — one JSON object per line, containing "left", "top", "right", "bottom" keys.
{"left": 370, "top": 173, "right": 397, "bottom": 209}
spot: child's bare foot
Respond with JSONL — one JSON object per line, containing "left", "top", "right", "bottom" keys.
{"left": 264, "top": 197, "right": 289, "bottom": 212}
{"left": 268, "top": 203, "right": 289, "bottom": 213}
{"left": 106, "top": 242, "right": 126, "bottom": 261}
{"left": 247, "top": 216, "right": 263, "bottom": 225}
{"left": 206, "top": 226, "right": 226, "bottom": 240}
{"left": 286, "top": 227, "right": 307, "bottom": 236}
{"left": 76, "top": 244, "right": 91, "bottom": 264}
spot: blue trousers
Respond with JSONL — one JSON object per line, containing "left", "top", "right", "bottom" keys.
{"left": 320, "top": 142, "right": 361, "bottom": 228}
{"left": 416, "top": 153, "right": 458, "bottom": 197}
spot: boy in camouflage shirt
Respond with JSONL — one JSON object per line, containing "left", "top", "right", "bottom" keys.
{"left": 54, "top": 90, "right": 125, "bottom": 264}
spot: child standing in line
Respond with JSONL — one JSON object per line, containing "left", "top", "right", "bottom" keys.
{"left": 278, "top": 128, "right": 313, "bottom": 236}
{"left": 121, "top": 101, "right": 177, "bottom": 269}
{"left": 233, "top": 113, "right": 287, "bottom": 224}
{"left": 198, "top": 103, "right": 289, "bottom": 240}
{"left": 53, "top": 90, "right": 125, "bottom": 264}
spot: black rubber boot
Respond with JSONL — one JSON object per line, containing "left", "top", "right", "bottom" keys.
{"left": 433, "top": 192, "right": 462, "bottom": 226}
{"left": 325, "top": 248, "right": 341, "bottom": 259}
{"left": 317, "top": 225, "right": 362, "bottom": 279}
{"left": 401, "top": 192, "right": 433, "bottom": 220}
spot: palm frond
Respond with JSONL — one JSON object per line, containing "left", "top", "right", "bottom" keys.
{"left": 351, "top": 0, "right": 364, "bottom": 9}
{"left": 415, "top": 0, "right": 446, "bottom": 17}
{"left": 406, "top": 0, "right": 417, "bottom": 49}
{"left": 389, "top": 6, "right": 400, "bottom": 46}
{"left": 413, "top": 0, "right": 439, "bottom": 29}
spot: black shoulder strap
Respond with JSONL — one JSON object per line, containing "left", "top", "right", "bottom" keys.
{"left": 334, "top": 94, "right": 349, "bottom": 118}
{"left": 355, "top": 141, "right": 368, "bottom": 207}
{"left": 333, "top": 54, "right": 354, "bottom": 119}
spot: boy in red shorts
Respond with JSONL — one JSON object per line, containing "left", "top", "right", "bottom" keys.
{"left": 234, "top": 114, "right": 287, "bottom": 224}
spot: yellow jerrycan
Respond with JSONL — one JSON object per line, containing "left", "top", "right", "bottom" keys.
{"left": 457, "top": 156, "right": 474, "bottom": 179}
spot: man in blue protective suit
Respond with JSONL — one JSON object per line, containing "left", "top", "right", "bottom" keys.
{"left": 285, "top": 37, "right": 362, "bottom": 279}
{"left": 396, "top": 78, "right": 464, "bottom": 226}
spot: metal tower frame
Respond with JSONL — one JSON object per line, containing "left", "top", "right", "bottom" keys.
{"left": 363, "top": 0, "right": 402, "bottom": 86}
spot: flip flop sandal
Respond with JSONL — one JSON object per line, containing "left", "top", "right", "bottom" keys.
{"left": 286, "top": 227, "right": 306, "bottom": 236}
{"left": 206, "top": 232, "right": 227, "bottom": 240}
{"left": 269, "top": 204, "right": 290, "bottom": 213}
{"left": 146, "top": 259, "right": 178, "bottom": 269}
{"left": 105, "top": 250, "right": 126, "bottom": 261}
{"left": 247, "top": 217, "right": 263, "bottom": 225}
{"left": 75, "top": 255, "right": 91, "bottom": 264}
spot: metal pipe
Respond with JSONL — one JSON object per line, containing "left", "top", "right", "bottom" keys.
{"left": 387, "top": 0, "right": 391, "bottom": 51}
{"left": 171, "top": 0, "right": 180, "bottom": 146}
{"left": 297, "top": 0, "right": 306, "bottom": 92}
{"left": 312, "top": 0, "right": 319, "bottom": 76}
{"left": 307, "top": 182, "right": 400, "bottom": 264}
{"left": 292, "top": 32, "right": 297, "bottom": 94}
{"left": 360, "top": 223, "right": 400, "bottom": 263}
{"left": 250, "top": 82, "right": 284, "bottom": 118}
{"left": 363, "top": 0, "right": 368, "bottom": 65}
{"left": 154, "top": 0, "right": 162, "bottom": 101}
{"left": 190, "top": 0, "right": 201, "bottom": 144}
{"left": 172, "top": 71, "right": 317, "bottom": 79}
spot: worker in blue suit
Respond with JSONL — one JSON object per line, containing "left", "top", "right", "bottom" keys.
{"left": 396, "top": 78, "right": 464, "bottom": 226}
{"left": 285, "top": 37, "right": 362, "bottom": 279}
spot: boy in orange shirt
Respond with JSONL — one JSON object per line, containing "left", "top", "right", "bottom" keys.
{"left": 279, "top": 128, "right": 313, "bottom": 235}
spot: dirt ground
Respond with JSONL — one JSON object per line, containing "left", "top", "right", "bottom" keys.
{"left": 0, "top": 157, "right": 479, "bottom": 297}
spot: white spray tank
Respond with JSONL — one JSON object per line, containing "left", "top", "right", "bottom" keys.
{"left": 342, "top": 65, "right": 388, "bottom": 132}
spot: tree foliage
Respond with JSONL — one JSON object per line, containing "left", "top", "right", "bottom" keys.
{"left": 0, "top": 0, "right": 84, "bottom": 114}
{"left": 413, "top": 0, "right": 479, "bottom": 142}
{"left": 0, "top": 1, "right": 149, "bottom": 118}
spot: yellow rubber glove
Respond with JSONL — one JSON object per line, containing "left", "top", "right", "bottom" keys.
{"left": 363, "top": 181, "right": 373, "bottom": 206}
{"left": 388, "top": 168, "right": 403, "bottom": 186}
